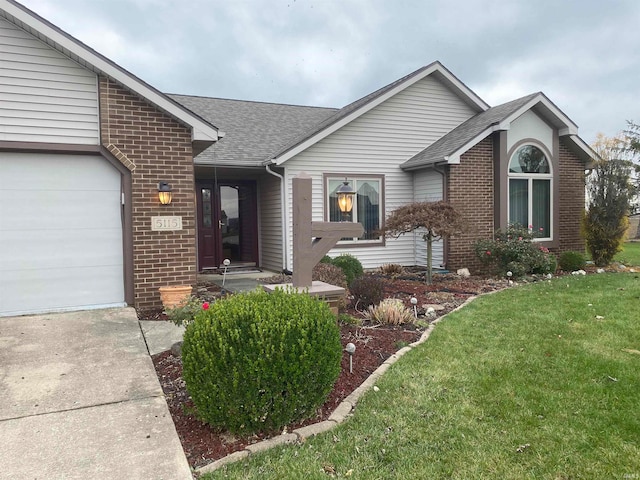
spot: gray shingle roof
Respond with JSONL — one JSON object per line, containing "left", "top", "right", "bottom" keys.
{"left": 169, "top": 95, "right": 337, "bottom": 167}
{"left": 263, "top": 62, "right": 443, "bottom": 162}
{"left": 401, "top": 93, "right": 541, "bottom": 170}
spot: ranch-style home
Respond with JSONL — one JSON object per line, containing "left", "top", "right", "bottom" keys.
{"left": 0, "top": 0, "right": 596, "bottom": 317}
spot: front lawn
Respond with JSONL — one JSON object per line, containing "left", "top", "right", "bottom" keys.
{"left": 204, "top": 273, "right": 640, "bottom": 479}
{"left": 616, "top": 241, "right": 640, "bottom": 266}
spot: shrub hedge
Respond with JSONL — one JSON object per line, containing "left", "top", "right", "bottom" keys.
{"left": 181, "top": 288, "right": 342, "bottom": 435}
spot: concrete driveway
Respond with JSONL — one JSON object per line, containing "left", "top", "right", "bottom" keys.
{"left": 0, "top": 308, "right": 192, "bottom": 479}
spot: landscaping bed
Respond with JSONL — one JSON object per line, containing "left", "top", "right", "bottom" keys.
{"left": 148, "top": 270, "right": 510, "bottom": 470}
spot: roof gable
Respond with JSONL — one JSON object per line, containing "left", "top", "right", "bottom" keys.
{"left": 0, "top": 0, "right": 220, "bottom": 145}
{"left": 402, "top": 92, "right": 596, "bottom": 170}
{"left": 268, "top": 61, "right": 489, "bottom": 165}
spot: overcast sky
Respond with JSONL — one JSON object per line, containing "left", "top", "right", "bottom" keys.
{"left": 17, "top": 0, "right": 640, "bottom": 142}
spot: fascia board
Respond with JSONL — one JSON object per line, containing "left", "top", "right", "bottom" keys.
{"left": 272, "top": 62, "right": 489, "bottom": 165}
{"left": 1, "top": 0, "right": 219, "bottom": 143}
{"left": 568, "top": 135, "right": 599, "bottom": 168}
{"left": 499, "top": 95, "right": 579, "bottom": 136}
{"left": 446, "top": 126, "right": 495, "bottom": 164}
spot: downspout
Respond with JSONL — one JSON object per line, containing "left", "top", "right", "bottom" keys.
{"left": 265, "top": 163, "right": 291, "bottom": 274}
{"left": 432, "top": 162, "right": 448, "bottom": 268}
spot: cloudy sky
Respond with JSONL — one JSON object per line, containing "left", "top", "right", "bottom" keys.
{"left": 17, "top": 0, "right": 640, "bottom": 142}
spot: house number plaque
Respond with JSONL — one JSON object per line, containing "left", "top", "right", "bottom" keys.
{"left": 151, "top": 216, "right": 183, "bottom": 231}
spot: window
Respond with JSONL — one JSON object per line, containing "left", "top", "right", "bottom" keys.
{"left": 326, "top": 175, "right": 383, "bottom": 244}
{"left": 508, "top": 145, "right": 552, "bottom": 239}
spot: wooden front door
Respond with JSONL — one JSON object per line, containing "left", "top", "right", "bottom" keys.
{"left": 196, "top": 181, "right": 258, "bottom": 270}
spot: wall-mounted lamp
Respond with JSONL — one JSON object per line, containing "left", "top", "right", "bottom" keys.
{"left": 158, "top": 182, "right": 173, "bottom": 205}
{"left": 336, "top": 179, "right": 355, "bottom": 220}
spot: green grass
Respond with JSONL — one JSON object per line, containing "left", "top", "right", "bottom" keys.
{"left": 616, "top": 242, "right": 640, "bottom": 266}
{"left": 202, "top": 274, "right": 640, "bottom": 479}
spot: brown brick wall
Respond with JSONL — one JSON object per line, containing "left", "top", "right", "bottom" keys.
{"left": 557, "top": 138, "right": 586, "bottom": 253}
{"left": 99, "top": 77, "right": 196, "bottom": 312}
{"left": 447, "top": 136, "right": 494, "bottom": 273}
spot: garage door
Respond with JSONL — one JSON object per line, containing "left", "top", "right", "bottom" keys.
{"left": 0, "top": 153, "right": 125, "bottom": 316}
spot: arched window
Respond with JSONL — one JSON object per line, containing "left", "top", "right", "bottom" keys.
{"left": 508, "top": 145, "right": 552, "bottom": 239}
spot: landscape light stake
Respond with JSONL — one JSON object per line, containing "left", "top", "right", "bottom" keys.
{"left": 411, "top": 296, "right": 418, "bottom": 318}
{"left": 345, "top": 342, "right": 356, "bottom": 373}
{"left": 222, "top": 258, "right": 230, "bottom": 289}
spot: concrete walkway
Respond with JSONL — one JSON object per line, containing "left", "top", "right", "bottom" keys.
{"left": 200, "top": 270, "right": 277, "bottom": 293}
{"left": 0, "top": 308, "right": 192, "bottom": 480}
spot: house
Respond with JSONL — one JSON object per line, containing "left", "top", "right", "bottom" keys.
{"left": 0, "top": 0, "right": 596, "bottom": 317}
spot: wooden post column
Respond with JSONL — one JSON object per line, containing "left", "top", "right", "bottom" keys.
{"left": 292, "top": 173, "right": 364, "bottom": 288}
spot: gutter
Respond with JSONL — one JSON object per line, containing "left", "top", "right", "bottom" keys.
{"left": 265, "top": 163, "right": 290, "bottom": 273}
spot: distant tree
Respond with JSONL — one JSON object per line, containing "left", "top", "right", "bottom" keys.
{"left": 583, "top": 135, "right": 635, "bottom": 266}
{"left": 382, "top": 201, "right": 465, "bottom": 284}
{"left": 624, "top": 121, "right": 640, "bottom": 154}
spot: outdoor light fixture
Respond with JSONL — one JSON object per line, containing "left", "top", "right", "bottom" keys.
{"left": 158, "top": 181, "right": 172, "bottom": 205}
{"left": 336, "top": 179, "right": 355, "bottom": 220}
{"left": 345, "top": 342, "right": 356, "bottom": 374}
{"left": 410, "top": 296, "right": 418, "bottom": 319}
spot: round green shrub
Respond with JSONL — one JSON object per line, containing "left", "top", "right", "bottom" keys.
{"left": 558, "top": 251, "right": 587, "bottom": 271}
{"left": 331, "top": 254, "right": 364, "bottom": 286}
{"left": 181, "top": 288, "right": 342, "bottom": 435}
{"left": 319, "top": 255, "right": 333, "bottom": 264}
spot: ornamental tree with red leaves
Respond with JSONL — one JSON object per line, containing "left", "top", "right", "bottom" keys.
{"left": 381, "top": 201, "right": 465, "bottom": 284}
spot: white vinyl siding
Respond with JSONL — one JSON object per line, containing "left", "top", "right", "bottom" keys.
{"left": 0, "top": 17, "right": 99, "bottom": 144}
{"left": 0, "top": 153, "right": 125, "bottom": 317}
{"left": 413, "top": 169, "right": 444, "bottom": 268}
{"left": 283, "top": 75, "right": 476, "bottom": 270}
{"left": 258, "top": 172, "right": 283, "bottom": 271}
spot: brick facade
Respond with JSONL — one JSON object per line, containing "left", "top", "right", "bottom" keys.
{"left": 557, "top": 138, "right": 586, "bottom": 253}
{"left": 99, "top": 77, "right": 197, "bottom": 312}
{"left": 447, "top": 136, "right": 495, "bottom": 273}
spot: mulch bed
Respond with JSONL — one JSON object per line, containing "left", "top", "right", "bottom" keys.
{"left": 147, "top": 271, "right": 510, "bottom": 470}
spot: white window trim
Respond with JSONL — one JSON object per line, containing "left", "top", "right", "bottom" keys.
{"left": 325, "top": 176, "right": 384, "bottom": 245}
{"left": 507, "top": 144, "right": 554, "bottom": 242}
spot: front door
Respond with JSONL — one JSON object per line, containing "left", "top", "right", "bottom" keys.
{"left": 196, "top": 181, "right": 258, "bottom": 270}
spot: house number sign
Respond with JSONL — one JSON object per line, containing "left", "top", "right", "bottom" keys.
{"left": 151, "top": 216, "right": 183, "bottom": 231}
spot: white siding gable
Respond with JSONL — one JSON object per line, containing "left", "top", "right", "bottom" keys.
{"left": 507, "top": 110, "right": 553, "bottom": 154}
{"left": 283, "top": 74, "right": 476, "bottom": 269}
{"left": 0, "top": 17, "right": 99, "bottom": 144}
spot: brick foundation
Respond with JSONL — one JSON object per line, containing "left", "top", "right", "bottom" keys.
{"left": 99, "top": 77, "right": 197, "bottom": 312}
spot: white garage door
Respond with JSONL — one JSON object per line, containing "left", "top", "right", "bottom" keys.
{"left": 0, "top": 153, "right": 125, "bottom": 316}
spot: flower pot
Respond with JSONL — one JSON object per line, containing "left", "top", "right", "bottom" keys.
{"left": 159, "top": 285, "right": 192, "bottom": 309}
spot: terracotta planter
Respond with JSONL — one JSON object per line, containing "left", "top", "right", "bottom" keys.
{"left": 159, "top": 285, "right": 192, "bottom": 309}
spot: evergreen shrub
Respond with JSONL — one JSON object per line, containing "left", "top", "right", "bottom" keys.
{"left": 181, "top": 288, "right": 342, "bottom": 434}
{"left": 558, "top": 251, "right": 587, "bottom": 272}
{"left": 331, "top": 254, "right": 364, "bottom": 286}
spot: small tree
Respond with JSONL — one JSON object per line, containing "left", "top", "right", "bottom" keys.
{"left": 583, "top": 143, "right": 634, "bottom": 265}
{"left": 382, "top": 201, "right": 465, "bottom": 284}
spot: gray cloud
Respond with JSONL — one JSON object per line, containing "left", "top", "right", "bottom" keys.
{"left": 17, "top": 0, "right": 640, "bottom": 142}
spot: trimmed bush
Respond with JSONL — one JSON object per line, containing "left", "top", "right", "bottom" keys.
{"left": 558, "top": 251, "right": 587, "bottom": 272}
{"left": 319, "top": 255, "right": 333, "bottom": 264}
{"left": 331, "top": 254, "right": 364, "bottom": 286}
{"left": 181, "top": 288, "right": 342, "bottom": 435}
{"left": 312, "top": 262, "right": 347, "bottom": 288}
{"left": 349, "top": 275, "right": 385, "bottom": 309}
